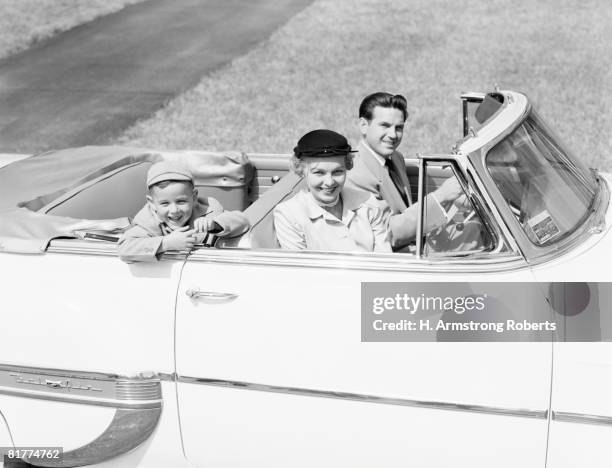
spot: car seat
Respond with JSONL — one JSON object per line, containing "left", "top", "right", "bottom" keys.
{"left": 246, "top": 172, "right": 304, "bottom": 249}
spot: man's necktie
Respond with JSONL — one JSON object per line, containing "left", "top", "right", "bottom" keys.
{"left": 385, "top": 158, "right": 410, "bottom": 206}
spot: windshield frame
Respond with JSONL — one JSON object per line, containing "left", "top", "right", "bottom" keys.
{"left": 463, "top": 91, "right": 607, "bottom": 264}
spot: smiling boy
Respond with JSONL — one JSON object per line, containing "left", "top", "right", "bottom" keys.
{"left": 118, "top": 161, "right": 249, "bottom": 262}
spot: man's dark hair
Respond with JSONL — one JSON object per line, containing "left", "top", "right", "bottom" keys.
{"left": 359, "top": 92, "right": 408, "bottom": 122}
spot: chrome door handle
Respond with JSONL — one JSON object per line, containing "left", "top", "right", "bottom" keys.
{"left": 185, "top": 288, "right": 239, "bottom": 302}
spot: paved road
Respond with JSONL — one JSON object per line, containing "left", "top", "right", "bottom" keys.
{"left": 0, "top": 0, "right": 313, "bottom": 153}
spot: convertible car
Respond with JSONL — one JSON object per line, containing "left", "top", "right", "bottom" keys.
{"left": 1, "top": 90, "right": 611, "bottom": 467}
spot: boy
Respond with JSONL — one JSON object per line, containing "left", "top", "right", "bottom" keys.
{"left": 118, "top": 161, "right": 249, "bottom": 262}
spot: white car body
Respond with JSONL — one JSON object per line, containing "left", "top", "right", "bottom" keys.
{"left": 0, "top": 153, "right": 29, "bottom": 168}
{"left": 0, "top": 90, "right": 610, "bottom": 467}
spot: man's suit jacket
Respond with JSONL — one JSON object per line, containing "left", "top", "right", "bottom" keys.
{"left": 345, "top": 141, "right": 445, "bottom": 249}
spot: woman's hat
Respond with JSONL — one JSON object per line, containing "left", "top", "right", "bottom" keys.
{"left": 294, "top": 129, "right": 356, "bottom": 158}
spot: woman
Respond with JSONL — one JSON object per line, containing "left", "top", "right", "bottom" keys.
{"left": 273, "top": 129, "right": 391, "bottom": 252}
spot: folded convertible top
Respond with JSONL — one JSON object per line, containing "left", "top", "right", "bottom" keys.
{"left": 0, "top": 146, "right": 253, "bottom": 253}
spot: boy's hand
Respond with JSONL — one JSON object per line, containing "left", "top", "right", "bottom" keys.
{"left": 161, "top": 226, "right": 196, "bottom": 252}
{"left": 193, "top": 216, "right": 213, "bottom": 235}
{"left": 193, "top": 217, "right": 223, "bottom": 235}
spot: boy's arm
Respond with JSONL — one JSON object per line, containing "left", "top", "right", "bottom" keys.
{"left": 200, "top": 197, "right": 251, "bottom": 237}
{"left": 117, "top": 225, "right": 164, "bottom": 263}
{"left": 196, "top": 197, "right": 250, "bottom": 238}
{"left": 205, "top": 211, "right": 250, "bottom": 237}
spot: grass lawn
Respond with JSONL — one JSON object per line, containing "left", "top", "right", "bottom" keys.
{"left": 0, "top": 0, "right": 146, "bottom": 60}
{"left": 118, "top": 0, "right": 612, "bottom": 170}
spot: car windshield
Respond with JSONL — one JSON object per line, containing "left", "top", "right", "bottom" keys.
{"left": 485, "top": 111, "right": 598, "bottom": 246}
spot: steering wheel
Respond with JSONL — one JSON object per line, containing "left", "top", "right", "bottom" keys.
{"left": 425, "top": 196, "right": 486, "bottom": 253}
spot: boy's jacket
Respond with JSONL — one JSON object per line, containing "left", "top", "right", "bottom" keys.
{"left": 118, "top": 197, "right": 248, "bottom": 262}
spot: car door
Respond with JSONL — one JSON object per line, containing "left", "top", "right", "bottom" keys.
{"left": 530, "top": 245, "right": 612, "bottom": 468}
{"left": 175, "top": 155, "right": 553, "bottom": 468}
{"left": 0, "top": 240, "right": 186, "bottom": 467}
{"left": 175, "top": 249, "right": 550, "bottom": 468}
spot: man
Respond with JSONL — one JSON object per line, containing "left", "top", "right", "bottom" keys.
{"left": 346, "top": 92, "right": 463, "bottom": 250}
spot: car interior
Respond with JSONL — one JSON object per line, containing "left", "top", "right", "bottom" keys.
{"left": 21, "top": 149, "right": 434, "bottom": 250}
{"left": 7, "top": 104, "right": 502, "bottom": 256}
{"left": 13, "top": 144, "right": 496, "bottom": 256}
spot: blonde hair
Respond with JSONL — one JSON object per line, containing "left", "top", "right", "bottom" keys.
{"left": 290, "top": 154, "right": 354, "bottom": 176}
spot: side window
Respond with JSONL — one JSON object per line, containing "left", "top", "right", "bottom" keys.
{"left": 422, "top": 161, "right": 496, "bottom": 257}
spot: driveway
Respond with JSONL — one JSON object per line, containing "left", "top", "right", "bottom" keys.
{"left": 0, "top": 0, "right": 313, "bottom": 153}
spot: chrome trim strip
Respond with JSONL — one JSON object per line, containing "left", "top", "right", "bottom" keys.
{"left": 460, "top": 92, "right": 486, "bottom": 100}
{"left": 157, "top": 372, "right": 176, "bottom": 382}
{"left": 0, "top": 388, "right": 160, "bottom": 410}
{"left": 552, "top": 411, "right": 612, "bottom": 427}
{"left": 188, "top": 248, "right": 528, "bottom": 273}
{"left": 23, "top": 408, "right": 161, "bottom": 468}
{"left": 0, "top": 364, "right": 164, "bottom": 382}
{"left": 0, "top": 364, "right": 163, "bottom": 409}
{"left": 178, "top": 376, "right": 547, "bottom": 420}
{"left": 47, "top": 241, "right": 117, "bottom": 256}
{"left": 415, "top": 157, "right": 424, "bottom": 259}
{"left": 46, "top": 239, "right": 529, "bottom": 273}
{"left": 47, "top": 239, "right": 186, "bottom": 261}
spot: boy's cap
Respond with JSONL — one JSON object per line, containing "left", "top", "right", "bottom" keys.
{"left": 146, "top": 161, "right": 194, "bottom": 187}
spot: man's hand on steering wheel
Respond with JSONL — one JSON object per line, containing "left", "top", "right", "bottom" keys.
{"left": 425, "top": 180, "right": 483, "bottom": 253}
{"left": 435, "top": 177, "right": 464, "bottom": 204}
